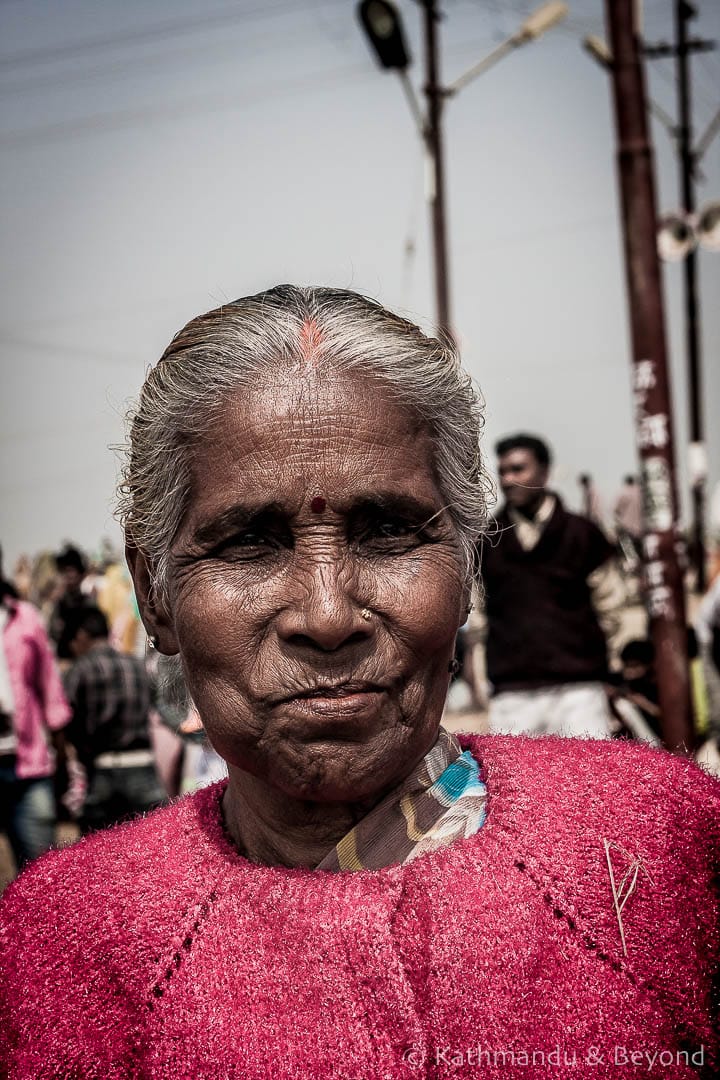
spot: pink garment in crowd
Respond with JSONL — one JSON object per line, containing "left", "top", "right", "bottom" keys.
{"left": 2, "top": 599, "right": 71, "bottom": 778}
{"left": 1, "top": 735, "right": 718, "bottom": 1078}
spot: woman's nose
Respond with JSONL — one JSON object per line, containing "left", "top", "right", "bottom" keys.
{"left": 275, "top": 561, "right": 372, "bottom": 653}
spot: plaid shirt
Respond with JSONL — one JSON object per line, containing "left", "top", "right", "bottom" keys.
{"left": 64, "top": 643, "right": 153, "bottom": 765}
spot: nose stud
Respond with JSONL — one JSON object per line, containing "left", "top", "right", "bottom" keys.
{"left": 360, "top": 608, "right": 372, "bottom": 622}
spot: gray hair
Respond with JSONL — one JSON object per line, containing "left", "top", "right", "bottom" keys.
{"left": 118, "top": 285, "right": 488, "bottom": 601}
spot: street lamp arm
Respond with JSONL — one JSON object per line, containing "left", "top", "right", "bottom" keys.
{"left": 445, "top": 36, "right": 519, "bottom": 97}
{"left": 446, "top": 1, "right": 567, "bottom": 98}
{"left": 398, "top": 70, "right": 427, "bottom": 140}
{"left": 583, "top": 35, "right": 612, "bottom": 69}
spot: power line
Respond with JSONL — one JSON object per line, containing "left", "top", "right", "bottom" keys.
{"left": 472, "top": 0, "right": 600, "bottom": 41}
{"left": 0, "top": 4, "right": 351, "bottom": 97}
{"left": 0, "top": 61, "right": 372, "bottom": 148}
{"left": 0, "top": 25, "right": 533, "bottom": 149}
{"left": 0, "top": 28, "right": 282, "bottom": 97}
{"left": 0, "top": 288, "right": 207, "bottom": 333}
{"left": 0, "top": 333, "right": 139, "bottom": 367}
{"left": 0, "top": 0, "right": 337, "bottom": 71}
{"left": 0, "top": 465, "right": 119, "bottom": 497}
{"left": 0, "top": 420, "right": 119, "bottom": 449}
{"left": 453, "top": 213, "right": 616, "bottom": 255}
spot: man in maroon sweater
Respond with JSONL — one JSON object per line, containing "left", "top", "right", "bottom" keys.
{"left": 479, "top": 434, "right": 622, "bottom": 738}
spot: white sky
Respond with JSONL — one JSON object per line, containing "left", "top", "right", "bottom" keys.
{"left": 1, "top": 0, "right": 719, "bottom": 568}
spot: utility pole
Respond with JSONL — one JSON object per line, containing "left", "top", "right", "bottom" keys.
{"left": 419, "top": 0, "right": 452, "bottom": 340}
{"left": 605, "top": 0, "right": 693, "bottom": 752}
{"left": 358, "top": 0, "right": 566, "bottom": 341}
{"left": 643, "top": 2, "right": 716, "bottom": 594}
{"left": 677, "top": 0, "right": 705, "bottom": 592}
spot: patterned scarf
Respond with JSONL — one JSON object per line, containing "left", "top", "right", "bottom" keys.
{"left": 317, "top": 728, "right": 487, "bottom": 872}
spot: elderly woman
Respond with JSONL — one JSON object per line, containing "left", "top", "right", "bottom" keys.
{"left": 1, "top": 287, "right": 718, "bottom": 1078}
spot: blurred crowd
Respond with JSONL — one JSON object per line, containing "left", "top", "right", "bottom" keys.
{"left": 0, "top": 540, "right": 225, "bottom": 883}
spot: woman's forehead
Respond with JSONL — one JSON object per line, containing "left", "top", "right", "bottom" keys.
{"left": 184, "top": 374, "right": 439, "bottom": 516}
{"left": 209, "top": 372, "right": 424, "bottom": 455}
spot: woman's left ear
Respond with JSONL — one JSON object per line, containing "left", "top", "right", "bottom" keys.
{"left": 125, "top": 542, "right": 179, "bottom": 656}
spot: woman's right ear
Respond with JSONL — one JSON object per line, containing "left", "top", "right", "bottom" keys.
{"left": 125, "top": 543, "right": 179, "bottom": 656}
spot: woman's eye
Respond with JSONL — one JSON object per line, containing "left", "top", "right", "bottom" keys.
{"left": 358, "top": 517, "right": 425, "bottom": 550}
{"left": 212, "top": 531, "right": 277, "bottom": 558}
{"left": 228, "top": 531, "right": 264, "bottom": 547}
{"left": 376, "top": 520, "right": 414, "bottom": 538}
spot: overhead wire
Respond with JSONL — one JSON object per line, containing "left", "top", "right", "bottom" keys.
{"left": 0, "top": 2, "right": 350, "bottom": 97}
{"left": 0, "top": 0, "right": 339, "bottom": 71}
{"left": 0, "top": 333, "right": 141, "bottom": 367}
{"left": 0, "top": 18, "right": 577, "bottom": 150}
{"left": 0, "top": 28, "right": 319, "bottom": 98}
{"left": 0, "top": 61, "right": 374, "bottom": 147}
{"left": 453, "top": 213, "right": 616, "bottom": 256}
{"left": 0, "top": 288, "right": 217, "bottom": 333}
{"left": 469, "top": 0, "right": 601, "bottom": 42}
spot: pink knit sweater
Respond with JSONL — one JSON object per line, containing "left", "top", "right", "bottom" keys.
{"left": 1, "top": 735, "right": 718, "bottom": 1079}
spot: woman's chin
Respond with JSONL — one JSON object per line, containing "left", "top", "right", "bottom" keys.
{"left": 233, "top": 746, "right": 398, "bottom": 806}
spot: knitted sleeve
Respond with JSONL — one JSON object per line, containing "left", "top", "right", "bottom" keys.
{"left": 0, "top": 846, "right": 145, "bottom": 1079}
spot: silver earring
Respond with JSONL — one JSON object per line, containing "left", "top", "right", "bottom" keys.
{"left": 147, "top": 634, "right": 159, "bottom": 650}
{"left": 359, "top": 608, "right": 372, "bottom": 622}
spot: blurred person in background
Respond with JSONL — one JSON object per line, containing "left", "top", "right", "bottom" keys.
{"left": 49, "top": 545, "right": 93, "bottom": 663}
{"left": 63, "top": 606, "right": 165, "bottom": 833}
{"left": 709, "top": 481, "right": 720, "bottom": 581}
{"left": 10, "top": 555, "right": 32, "bottom": 602}
{"left": 96, "top": 561, "right": 143, "bottom": 655}
{"left": 0, "top": 547, "right": 71, "bottom": 870}
{"left": 611, "top": 639, "right": 661, "bottom": 742}
{"left": 577, "top": 472, "right": 604, "bottom": 528}
{"left": 480, "top": 434, "right": 622, "bottom": 738}
{"left": 695, "top": 574, "right": 720, "bottom": 746}
{"left": 25, "top": 550, "right": 63, "bottom": 628}
{"left": 613, "top": 474, "right": 643, "bottom": 571}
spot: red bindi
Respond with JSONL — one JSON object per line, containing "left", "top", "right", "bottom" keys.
{"left": 310, "top": 496, "right": 326, "bottom": 514}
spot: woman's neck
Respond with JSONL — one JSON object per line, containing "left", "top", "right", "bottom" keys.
{"left": 221, "top": 768, "right": 377, "bottom": 869}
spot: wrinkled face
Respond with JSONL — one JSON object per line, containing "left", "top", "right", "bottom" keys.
{"left": 153, "top": 371, "right": 468, "bottom": 803}
{"left": 497, "top": 448, "right": 549, "bottom": 510}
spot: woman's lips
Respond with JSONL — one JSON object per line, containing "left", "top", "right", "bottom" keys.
{"left": 274, "top": 685, "right": 388, "bottom": 729}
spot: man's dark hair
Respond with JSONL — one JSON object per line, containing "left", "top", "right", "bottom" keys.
{"left": 70, "top": 605, "right": 109, "bottom": 641}
{"left": 495, "top": 433, "right": 552, "bottom": 468}
{"left": 55, "top": 545, "right": 86, "bottom": 575}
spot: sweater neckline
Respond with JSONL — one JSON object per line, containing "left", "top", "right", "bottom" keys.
{"left": 500, "top": 493, "right": 566, "bottom": 561}
{"left": 191, "top": 734, "right": 509, "bottom": 883}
